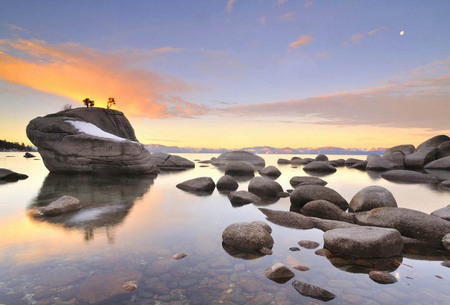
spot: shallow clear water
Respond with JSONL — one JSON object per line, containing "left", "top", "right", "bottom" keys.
{"left": 0, "top": 152, "right": 449, "bottom": 305}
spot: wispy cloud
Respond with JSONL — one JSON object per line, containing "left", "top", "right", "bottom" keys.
{"left": 6, "top": 23, "right": 27, "bottom": 32}
{"left": 345, "top": 26, "right": 388, "bottom": 44}
{"left": 0, "top": 39, "right": 205, "bottom": 118}
{"left": 304, "top": 0, "right": 316, "bottom": 7}
{"left": 289, "top": 35, "right": 313, "bottom": 49}
{"left": 316, "top": 51, "right": 332, "bottom": 59}
{"left": 227, "top": 0, "right": 236, "bottom": 13}
{"left": 219, "top": 62, "right": 450, "bottom": 130}
{"left": 281, "top": 11, "right": 296, "bottom": 21}
{"left": 277, "top": 0, "right": 288, "bottom": 5}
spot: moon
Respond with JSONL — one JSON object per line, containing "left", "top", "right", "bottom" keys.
{"left": 400, "top": 30, "right": 405, "bottom": 36}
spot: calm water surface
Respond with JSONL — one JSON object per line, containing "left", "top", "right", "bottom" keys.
{"left": 0, "top": 152, "right": 449, "bottom": 305}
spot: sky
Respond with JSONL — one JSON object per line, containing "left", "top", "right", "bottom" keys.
{"left": 0, "top": 0, "right": 449, "bottom": 149}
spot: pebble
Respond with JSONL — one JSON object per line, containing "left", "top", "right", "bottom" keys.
{"left": 172, "top": 253, "right": 187, "bottom": 260}
{"left": 368, "top": 271, "right": 397, "bottom": 284}
{"left": 289, "top": 247, "right": 300, "bottom": 251}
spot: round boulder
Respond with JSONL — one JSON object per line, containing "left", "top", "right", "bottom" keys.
{"left": 324, "top": 227, "right": 403, "bottom": 258}
{"left": 290, "top": 176, "right": 327, "bottom": 188}
{"left": 315, "top": 154, "right": 328, "bottom": 161}
{"left": 303, "top": 161, "right": 336, "bottom": 173}
{"left": 216, "top": 175, "right": 239, "bottom": 191}
{"left": 259, "top": 166, "right": 281, "bottom": 178}
{"left": 224, "top": 161, "right": 255, "bottom": 176}
{"left": 290, "top": 185, "right": 348, "bottom": 210}
{"left": 212, "top": 151, "right": 265, "bottom": 168}
{"left": 349, "top": 186, "right": 397, "bottom": 212}
{"left": 176, "top": 177, "right": 215, "bottom": 192}
{"left": 222, "top": 221, "right": 274, "bottom": 253}
{"left": 228, "top": 191, "right": 261, "bottom": 205}
{"left": 248, "top": 177, "right": 285, "bottom": 198}
{"left": 416, "top": 135, "right": 450, "bottom": 151}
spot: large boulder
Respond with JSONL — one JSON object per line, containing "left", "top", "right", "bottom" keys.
{"left": 381, "top": 151, "right": 405, "bottom": 168}
{"left": 290, "top": 185, "right": 348, "bottom": 210}
{"left": 290, "top": 176, "right": 327, "bottom": 187}
{"left": 176, "top": 177, "right": 215, "bottom": 192}
{"left": 430, "top": 205, "right": 450, "bottom": 221}
{"left": 324, "top": 227, "right": 403, "bottom": 258}
{"left": 424, "top": 156, "right": 450, "bottom": 170}
{"left": 437, "top": 141, "right": 450, "bottom": 159}
{"left": 148, "top": 152, "right": 194, "bottom": 170}
{"left": 222, "top": 221, "right": 273, "bottom": 253}
{"left": 315, "top": 154, "right": 328, "bottom": 161}
{"left": 248, "top": 177, "right": 285, "bottom": 198}
{"left": 211, "top": 151, "right": 265, "bottom": 168}
{"left": 259, "top": 166, "right": 281, "bottom": 178}
{"left": 348, "top": 186, "right": 397, "bottom": 212}
{"left": 224, "top": 161, "right": 255, "bottom": 176}
{"left": 366, "top": 154, "right": 397, "bottom": 171}
{"left": 303, "top": 161, "right": 336, "bottom": 173}
{"left": 26, "top": 107, "right": 158, "bottom": 174}
{"left": 354, "top": 207, "right": 450, "bottom": 246}
{"left": 216, "top": 175, "right": 239, "bottom": 191}
{"left": 416, "top": 135, "right": 450, "bottom": 151}
{"left": 381, "top": 170, "right": 440, "bottom": 184}
{"left": 40, "top": 195, "right": 82, "bottom": 216}
{"left": 383, "top": 144, "right": 415, "bottom": 157}
{"left": 404, "top": 147, "right": 439, "bottom": 168}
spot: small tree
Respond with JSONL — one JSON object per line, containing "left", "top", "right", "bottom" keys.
{"left": 83, "top": 98, "right": 95, "bottom": 108}
{"left": 107, "top": 97, "right": 116, "bottom": 109}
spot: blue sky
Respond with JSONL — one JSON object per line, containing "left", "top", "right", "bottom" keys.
{"left": 0, "top": 0, "right": 449, "bottom": 148}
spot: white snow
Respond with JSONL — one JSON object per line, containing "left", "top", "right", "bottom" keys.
{"left": 66, "top": 120, "right": 129, "bottom": 142}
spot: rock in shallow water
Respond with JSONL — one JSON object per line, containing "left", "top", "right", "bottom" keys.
{"left": 216, "top": 175, "right": 239, "bottom": 191}
{"left": 292, "top": 280, "right": 336, "bottom": 301}
{"left": 228, "top": 191, "right": 261, "bottom": 205}
{"left": 303, "top": 161, "right": 336, "bottom": 173}
{"left": 259, "top": 165, "right": 282, "bottom": 178}
{"left": 0, "top": 168, "right": 28, "bottom": 182}
{"left": 176, "top": 177, "right": 215, "bottom": 192}
{"left": 349, "top": 185, "right": 397, "bottom": 212}
{"left": 248, "top": 176, "right": 285, "bottom": 198}
{"left": 368, "top": 271, "right": 397, "bottom": 284}
{"left": 264, "top": 263, "right": 295, "bottom": 283}
{"left": 211, "top": 151, "right": 265, "bottom": 168}
{"left": 290, "top": 185, "right": 348, "bottom": 210}
{"left": 289, "top": 176, "right": 327, "bottom": 187}
{"left": 222, "top": 221, "right": 273, "bottom": 253}
{"left": 40, "top": 195, "right": 82, "bottom": 216}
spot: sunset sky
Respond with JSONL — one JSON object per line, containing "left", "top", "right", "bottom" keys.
{"left": 1, "top": 0, "right": 449, "bottom": 149}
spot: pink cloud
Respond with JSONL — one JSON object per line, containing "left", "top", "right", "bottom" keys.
{"left": 348, "top": 26, "right": 388, "bottom": 44}
{"left": 289, "top": 35, "right": 313, "bottom": 49}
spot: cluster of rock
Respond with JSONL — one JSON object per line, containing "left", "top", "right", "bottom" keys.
{"left": 26, "top": 107, "right": 193, "bottom": 174}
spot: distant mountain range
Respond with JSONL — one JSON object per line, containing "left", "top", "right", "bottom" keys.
{"left": 145, "top": 144, "right": 386, "bottom": 155}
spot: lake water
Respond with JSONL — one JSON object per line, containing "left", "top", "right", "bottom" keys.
{"left": 0, "top": 152, "right": 449, "bottom": 305}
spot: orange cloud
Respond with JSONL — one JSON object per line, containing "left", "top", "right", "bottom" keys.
{"left": 289, "top": 35, "right": 313, "bottom": 49}
{"left": 0, "top": 39, "right": 205, "bottom": 118}
{"left": 219, "top": 73, "right": 450, "bottom": 130}
{"left": 349, "top": 26, "right": 388, "bottom": 44}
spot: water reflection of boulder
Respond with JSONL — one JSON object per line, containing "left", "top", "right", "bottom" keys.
{"left": 327, "top": 256, "right": 402, "bottom": 274}
{"left": 29, "top": 173, "right": 155, "bottom": 236}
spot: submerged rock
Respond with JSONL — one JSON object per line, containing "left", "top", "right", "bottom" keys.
{"left": 264, "top": 263, "right": 295, "bottom": 283}
{"left": 40, "top": 195, "right": 82, "bottom": 216}
{"left": 324, "top": 227, "right": 403, "bottom": 258}
{"left": 26, "top": 107, "right": 158, "bottom": 174}
{"left": 222, "top": 221, "right": 273, "bottom": 253}
{"left": 292, "top": 280, "right": 336, "bottom": 302}
{"left": 349, "top": 185, "right": 397, "bottom": 212}
{"left": 290, "top": 185, "right": 348, "bottom": 210}
{"left": 176, "top": 177, "right": 215, "bottom": 192}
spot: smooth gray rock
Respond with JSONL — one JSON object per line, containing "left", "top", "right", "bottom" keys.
{"left": 443, "top": 233, "right": 450, "bottom": 252}
{"left": 366, "top": 154, "right": 398, "bottom": 171}
{"left": 248, "top": 177, "right": 285, "bottom": 198}
{"left": 431, "top": 205, "right": 450, "bottom": 221}
{"left": 440, "top": 180, "right": 450, "bottom": 190}
{"left": 437, "top": 141, "right": 450, "bottom": 159}
{"left": 222, "top": 221, "right": 273, "bottom": 252}
{"left": 416, "top": 135, "right": 450, "bottom": 151}
{"left": 315, "top": 154, "right": 328, "bottom": 161}
{"left": 369, "top": 271, "right": 397, "bottom": 284}
{"left": 216, "top": 175, "right": 239, "bottom": 191}
{"left": 382, "top": 151, "right": 405, "bottom": 168}
{"left": 228, "top": 191, "right": 261, "bottom": 205}
{"left": 345, "top": 158, "right": 364, "bottom": 166}
{"left": 149, "top": 152, "right": 194, "bottom": 170}
{"left": 277, "top": 158, "right": 291, "bottom": 164}
{"left": 404, "top": 147, "right": 439, "bottom": 168}
{"left": 424, "top": 156, "right": 450, "bottom": 170}
{"left": 349, "top": 186, "right": 397, "bottom": 212}
{"left": 301, "top": 200, "right": 354, "bottom": 223}
{"left": 264, "top": 263, "right": 294, "bottom": 283}
{"left": 41, "top": 195, "right": 82, "bottom": 216}
{"left": 381, "top": 170, "right": 440, "bottom": 184}
{"left": 351, "top": 160, "right": 368, "bottom": 170}
{"left": 176, "top": 177, "right": 215, "bottom": 192}
{"left": 383, "top": 144, "right": 415, "bottom": 157}
{"left": 290, "top": 185, "right": 348, "bottom": 210}
{"left": 0, "top": 168, "right": 28, "bottom": 182}
{"left": 211, "top": 151, "right": 265, "bottom": 168}
{"left": 224, "top": 161, "right": 255, "bottom": 176}
{"left": 259, "top": 166, "right": 281, "bottom": 178}
{"left": 303, "top": 161, "right": 336, "bottom": 173}
{"left": 26, "top": 107, "right": 157, "bottom": 174}
{"left": 355, "top": 207, "right": 450, "bottom": 246}
{"left": 329, "top": 159, "right": 345, "bottom": 166}
{"left": 290, "top": 176, "right": 327, "bottom": 187}
{"left": 324, "top": 227, "right": 403, "bottom": 258}
{"left": 292, "top": 157, "right": 313, "bottom": 165}
{"left": 292, "top": 280, "right": 336, "bottom": 302}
